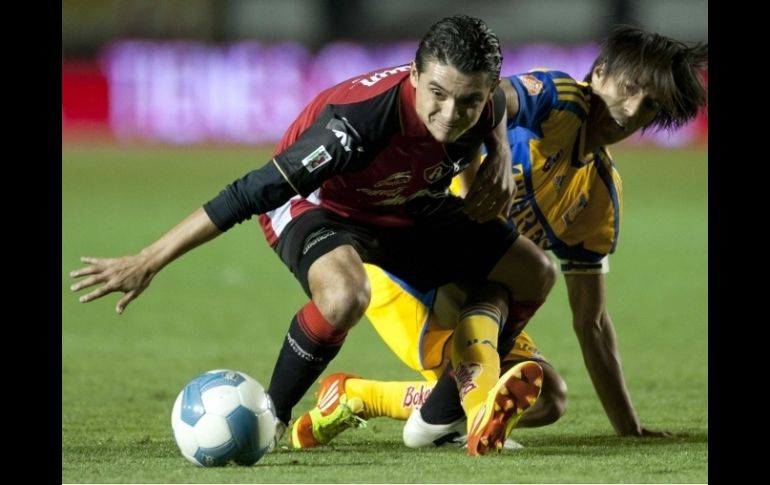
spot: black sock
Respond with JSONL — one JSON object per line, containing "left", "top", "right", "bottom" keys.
{"left": 267, "top": 303, "right": 346, "bottom": 424}
{"left": 419, "top": 366, "right": 465, "bottom": 424}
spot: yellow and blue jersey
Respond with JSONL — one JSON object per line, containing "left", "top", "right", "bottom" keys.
{"left": 505, "top": 70, "right": 622, "bottom": 273}
{"left": 363, "top": 70, "right": 622, "bottom": 374}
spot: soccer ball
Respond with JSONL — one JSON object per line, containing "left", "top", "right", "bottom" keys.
{"left": 171, "top": 369, "right": 277, "bottom": 467}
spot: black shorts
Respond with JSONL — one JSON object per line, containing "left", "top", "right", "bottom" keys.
{"left": 274, "top": 199, "right": 519, "bottom": 297}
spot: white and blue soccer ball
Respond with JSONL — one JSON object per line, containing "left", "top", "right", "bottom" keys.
{"left": 171, "top": 369, "right": 277, "bottom": 467}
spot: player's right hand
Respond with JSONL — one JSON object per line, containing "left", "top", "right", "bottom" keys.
{"left": 70, "top": 255, "right": 156, "bottom": 314}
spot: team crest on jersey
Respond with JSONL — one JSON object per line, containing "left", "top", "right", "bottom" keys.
{"left": 423, "top": 158, "right": 464, "bottom": 183}
{"left": 423, "top": 161, "right": 453, "bottom": 183}
{"left": 517, "top": 74, "right": 544, "bottom": 95}
{"left": 301, "top": 145, "right": 332, "bottom": 172}
{"left": 374, "top": 170, "right": 412, "bottom": 187}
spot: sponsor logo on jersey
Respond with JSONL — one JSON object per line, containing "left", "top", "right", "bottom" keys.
{"left": 374, "top": 170, "right": 412, "bottom": 187}
{"left": 543, "top": 149, "right": 563, "bottom": 172}
{"left": 326, "top": 115, "right": 362, "bottom": 153}
{"left": 301, "top": 145, "right": 332, "bottom": 172}
{"left": 356, "top": 186, "right": 406, "bottom": 197}
{"left": 402, "top": 384, "right": 433, "bottom": 409}
{"left": 357, "top": 65, "right": 411, "bottom": 87}
{"left": 553, "top": 175, "right": 565, "bottom": 191}
{"left": 562, "top": 192, "right": 588, "bottom": 226}
{"left": 372, "top": 187, "right": 446, "bottom": 206}
{"left": 302, "top": 228, "right": 337, "bottom": 255}
{"left": 517, "top": 74, "right": 544, "bottom": 96}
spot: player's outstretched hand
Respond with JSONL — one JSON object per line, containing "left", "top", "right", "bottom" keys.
{"left": 70, "top": 255, "right": 156, "bottom": 314}
{"left": 463, "top": 151, "right": 515, "bottom": 223}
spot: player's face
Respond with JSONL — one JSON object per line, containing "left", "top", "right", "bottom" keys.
{"left": 410, "top": 60, "right": 497, "bottom": 143}
{"left": 589, "top": 65, "right": 661, "bottom": 145}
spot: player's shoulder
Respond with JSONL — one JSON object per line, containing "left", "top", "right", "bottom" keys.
{"left": 328, "top": 65, "right": 411, "bottom": 104}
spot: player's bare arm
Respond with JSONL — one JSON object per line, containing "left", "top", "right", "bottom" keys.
{"left": 499, "top": 77, "right": 520, "bottom": 119}
{"left": 564, "top": 273, "right": 670, "bottom": 437}
{"left": 70, "top": 207, "right": 222, "bottom": 314}
{"left": 463, "top": 115, "right": 514, "bottom": 222}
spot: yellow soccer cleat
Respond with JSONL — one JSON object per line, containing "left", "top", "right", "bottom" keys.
{"left": 466, "top": 360, "right": 543, "bottom": 456}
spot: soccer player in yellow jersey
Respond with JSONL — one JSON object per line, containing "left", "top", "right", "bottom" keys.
{"left": 291, "top": 25, "right": 708, "bottom": 450}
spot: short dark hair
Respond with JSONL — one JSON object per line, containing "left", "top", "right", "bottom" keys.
{"left": 588, "top": 25, "right": 708, "bottom": 132}
{"left": 415, "top": 15, "right": 502, "bottom": 86}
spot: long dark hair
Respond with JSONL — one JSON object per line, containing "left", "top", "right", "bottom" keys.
{"left": 588, "top": 25, "right": 708, "bottom": 131}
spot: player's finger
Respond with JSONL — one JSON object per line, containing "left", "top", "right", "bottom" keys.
{"left": 117, "top": 288, "right": 143, "bottom": 315}
{"left": 70, "top": 265, "right": 98, "bottom": 278}
{"left": 78, "top": 284, "right": 115, "bottom": 304}
{"left": 70, "top": 274, "right": 104, "bottom": 292}
{"left": 80, "top": 256, "right": 102, "bottom": 265}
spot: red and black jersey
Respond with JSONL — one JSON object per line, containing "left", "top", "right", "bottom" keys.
{"left": 203, "top": 64, "right": 506, "bottom": 246}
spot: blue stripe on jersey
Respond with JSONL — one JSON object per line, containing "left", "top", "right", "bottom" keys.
{"left": 552, "top": 242, "right": 606, "bottom": 263}
{"left": 594, "top": 152, "right": 621, "bottom": 254}
{"left": 383, "top": 269, "right": 436, "bottom": 307}
{"left": 513, "top": 137, "right": 563, "bottom": 250}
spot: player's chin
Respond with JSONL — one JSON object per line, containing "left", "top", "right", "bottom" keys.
{"left": 430, "top": 127, "right": 461, "bottom": 143}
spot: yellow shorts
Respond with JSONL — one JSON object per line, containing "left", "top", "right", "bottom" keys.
{"left": 364, "top": 264, "right": 547, "bottom": 381}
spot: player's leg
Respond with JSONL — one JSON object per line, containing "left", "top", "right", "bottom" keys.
{"left": 405, "top": 329, "right": 566, "bottom": 448}
{"left": 291, "top": 263, "right": 446, "bottom": 448}
{"left": 266, "top": 210, "right": 373, "bottom": 438}
{"left": 462, "top": 236, "right": 555, "bottom": 454}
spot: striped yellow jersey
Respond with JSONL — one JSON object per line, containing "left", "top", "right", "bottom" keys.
{"left": 462, "top": 70, "right": 622, "bottom": 273}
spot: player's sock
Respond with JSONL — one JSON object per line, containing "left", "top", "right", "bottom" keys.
{"left": 451, "top": 303, "right": 502, "bottom": 433}
{"left": 346, "top": 378, "right": 436, "bottom": 420}
{"left": 418, "top": 366, "right": 465, "bottom": 424}
{"left": 496, "top": 300, "right": 543, "bottom": 358}
{"left": 267, "top": 301, "right": 347, "bottom": 424}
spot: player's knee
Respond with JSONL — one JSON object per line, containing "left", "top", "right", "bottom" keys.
{"left": 313, "top": 280, "right": 371, "bottom": 330}
{"left": 539, "top": 368, "right": 568, "bottom": 424}
{"left": 535, "top": 253, "right": 558, "bottom": 297}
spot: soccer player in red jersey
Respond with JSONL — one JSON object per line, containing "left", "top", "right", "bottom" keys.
{"left": 70, "top": 15, "right": 557, "bottom": 455}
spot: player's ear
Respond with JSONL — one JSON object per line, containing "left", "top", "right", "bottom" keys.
{"left": 487, "top": 77, "right": 501, "bottom": 99}
{"left": 410, "top": 60, "right": 419, "bottom": 88}
{"left": 592, "top": 63, "right": 606, "bottom": 84}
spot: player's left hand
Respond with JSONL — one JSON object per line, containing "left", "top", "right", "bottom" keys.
{"left": 463, "top": 150, "right": 514, "bottom": 222}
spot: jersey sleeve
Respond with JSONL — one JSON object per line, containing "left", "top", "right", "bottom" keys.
{"left": 508, "top": 70, "right": 588, "bottom": 131}
{"left": 273, "top": 91, "right": 399, "bottom": 197}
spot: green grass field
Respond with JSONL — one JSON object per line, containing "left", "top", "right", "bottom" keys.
{"left": 62, "top": 143, "right": 707, "bottom": 483}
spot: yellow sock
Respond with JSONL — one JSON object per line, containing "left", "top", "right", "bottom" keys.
{"left": 451, "top": 304, "right": 501, "bottom": 432}
{"left": 345, "top": 378, "right": 436, "bottom": 420}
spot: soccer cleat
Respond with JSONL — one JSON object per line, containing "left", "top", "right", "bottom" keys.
{"left": 466, "top": 360, "right": 543, "bottom": 456}
{"left": 314, "top": 372, "right": 361, "bottom": 414}
{"left": 291, "top": 394, "right": 367, "bottom": 448}
{"left": 268, "top": 420, "right": 287, "bottom": 452}
{"left": 403, "top": 409, "right": 526, "bottom": 449}
{"left": 290, "top": 373, "right": 367, "bottom": 449}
